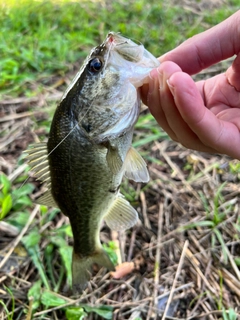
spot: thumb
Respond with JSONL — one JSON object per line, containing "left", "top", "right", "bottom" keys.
{"left": 226, "top": 52, "right": 240, "bottom": 91}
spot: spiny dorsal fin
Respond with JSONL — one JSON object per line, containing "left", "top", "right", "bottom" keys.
{"left": 36, "top": 190, "right": 58, "bottom": 208}
{"left": 105, "top": 197, "right": 138, "bottom": 231}
{"left": 24, "top": 143, "right": 50, "bottom": 184}
{"left": 123, "top": 147, "right": 149, "bottom": 183}
{"left": 24, "top": 143, "right": 58, "bottom": 208}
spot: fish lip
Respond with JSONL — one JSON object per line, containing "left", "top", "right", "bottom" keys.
{"left": 105, "top": 32, "right": 130, "bottom": 48}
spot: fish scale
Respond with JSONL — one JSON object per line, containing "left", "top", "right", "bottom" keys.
{"left": 25, "top": 32, "right": 160, "bottom": 293}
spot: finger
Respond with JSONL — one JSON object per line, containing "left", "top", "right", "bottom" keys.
{"left": 159, "top": 62, "right": 202, "bottom": 145}
{"left": 160, "top": 11, "right": 240, "bottom": 74}
{"left": 144, "top": 63, "right": 217, "bottom": 153}
{"left": 146, "top": 67, "right": 178, "bottom": 140}
{"left": 226, "top": 52, "right": 240, "bottom": 91}
{"left": 168, "top": 72, "right": 240, "bottom": 158}
{"left": 140, "top": 83, "right": 149, "bottom": 106}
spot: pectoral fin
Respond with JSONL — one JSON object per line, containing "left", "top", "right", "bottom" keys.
{"left": 123, "top": 147, "right": 149, "bottom": 182}
{"left": 105, "top": 197, "right": 138, "bottom": 231}
{"left": 106, "top": 143, "right": 123, "bottom": 174}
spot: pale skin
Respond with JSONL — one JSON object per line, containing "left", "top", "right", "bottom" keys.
{"left": 141, "top": 10, "right": 240, "bottom": 160}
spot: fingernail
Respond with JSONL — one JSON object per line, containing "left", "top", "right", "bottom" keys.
{"left": 158, "top": 71, "right": 163, "bottom": 90}
{"left": 167, "top": 79, "right": 174, "bottom": 96}
{"left": 149, "top": 68, "right": 158, "bottom": 81}
{"left": 149, "top": 69, "right": 154, "bottom": 81}
{"left": 155, "top": 66, "right": 163, "bottom": 88}
{"left": 148, "top": 69, "right": 157, "bottom": 94}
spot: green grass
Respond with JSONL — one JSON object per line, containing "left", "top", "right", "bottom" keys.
{"left": 0, "top": 287, "right": 15, "bottom": 320}
{"left": 180, "top": 182, "right": 236, "bottom": 264}
{"left": 1, "top": 0, "right": 238, "bottom": 97}
{"left": 0, "top": 173, "right": 33, "bottom": 220}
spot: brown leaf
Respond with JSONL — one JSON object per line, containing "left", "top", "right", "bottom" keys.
{"left": 110, "top": 262, "right": 135, "bottom": 279}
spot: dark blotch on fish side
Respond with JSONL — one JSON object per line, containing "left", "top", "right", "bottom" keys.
{"left": 82, "top": 122, "right": 91, "bottom": 133}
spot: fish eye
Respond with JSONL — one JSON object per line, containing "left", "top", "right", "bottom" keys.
{"left": 88, "top": 58, "right": 103, "bottom": 73}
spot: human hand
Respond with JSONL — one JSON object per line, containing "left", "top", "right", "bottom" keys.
{"left": 141, "top": 10, "right": 240, "bottom": 159}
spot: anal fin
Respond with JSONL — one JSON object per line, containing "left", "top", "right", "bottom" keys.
{"left": 105, "top": 197, "right": 138, "bottom": 231}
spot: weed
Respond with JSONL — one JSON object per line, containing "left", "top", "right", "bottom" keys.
{"left": 0, "top": 173, "right": 33, "bottom": 220}
{"left": 102, "top": 241, "right": 118, "bottom": 266}
{"left": 180, "top": 183, "right": 234, "bottom": 264}
{"left": 222, "top": 308, "right": 238, "bottom": 320}
{"left": 0, "top": 287, "right": 15, "bottom": 320}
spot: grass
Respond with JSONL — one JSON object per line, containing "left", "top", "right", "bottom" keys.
{"left": 0, "top": 0, "right": 237, "bottom": 97}
{"left": 0, "top": 0, "right": 240, "bottom": 319}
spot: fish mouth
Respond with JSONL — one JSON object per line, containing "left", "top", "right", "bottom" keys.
{"left": 106, "top": 32, "right": 135, "bottom": 46}
{"left": 104, "top": 31, "right": 160, "bottom": 72}
{"left": 106, "top": 32, "right": 141, "bottom": 46}
{"left": 104, "top": 32, "right": 144, "bottom": 63}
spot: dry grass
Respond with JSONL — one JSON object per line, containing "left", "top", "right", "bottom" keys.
{"left": 0, "top": 84, "right": 240, "bottom": 319}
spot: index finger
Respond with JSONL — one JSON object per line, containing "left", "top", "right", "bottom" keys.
{"left": 160, "top": 10, "right": 240, "bottom": 75}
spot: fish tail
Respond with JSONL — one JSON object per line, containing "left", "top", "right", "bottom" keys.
{"left": 72, "top": 249, "right": 115, "bottom": 293}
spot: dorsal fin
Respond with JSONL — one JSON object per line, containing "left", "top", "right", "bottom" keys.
{"left": 24, "top": 143, "right": 50, "bottom": 182}
{"left": 24, "top": 143, "right": 58, "bottom": 208}
{"left": 36, "top": 190, "right": 58, "bottom": 208}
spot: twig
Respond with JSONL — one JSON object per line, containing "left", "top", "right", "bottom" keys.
{"left": 26, "top": 297, "right": 33, "bottom": 320}
{"left": 161, "top": 240, "right": 189, "bottom": 320}
{"left": 118, "top": 230, "right": 126, "bottom": 263}
{"left": 0, "top": 221, "right": 19, "bottom": 237}
{"left": 189, "top": 309, "right": 240, "bottom": 319}
{"left": 155, "top": 140, "right": 201, "bottom": 202}
{"left": 7, "top": 163, "right": 28, "bottom": 182}
{"left": 0, "top": 111, "right": 42, "bottom": 123}
{"left": 127, "top": 228, "right": 136, "bottom": 261}
{"left": 185, "top": 247, "right": 217, "bottom": 295}
{"left": 0, "top": 205, "right": 39, "bottom": 269}
{"left": 5, "top": 274, "right": 31, "bottom": 285}
{"left": 153, "top": 204, "right": 163, "bottom": 316}
{"left": 224, "top": 243, "right": 240, "bottom": 281}
{"left": 0, "top": 93, "right": 61, "bottom": 105}
{"left": 146, "top": 203, "right": 164, "bottom": 320}
{"left": 140, "top": 191, "right": 151, "bottom": 229}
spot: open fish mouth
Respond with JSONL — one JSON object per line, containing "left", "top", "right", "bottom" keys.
{"left": 102, "top": 32, "right": 160, "bottom": 89}
{"left": 105, "top": 32, "right": 145, "bottom": 63}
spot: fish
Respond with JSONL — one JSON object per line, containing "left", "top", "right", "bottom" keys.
{"left": 25, "top": 32, "right": 160, "bottom": 293}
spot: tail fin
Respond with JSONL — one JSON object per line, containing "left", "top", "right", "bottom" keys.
{"left": 72, "top": 249, "right": 115, "bottom": 293}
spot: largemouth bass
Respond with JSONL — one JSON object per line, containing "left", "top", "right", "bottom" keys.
{"left": 25, "top": 32, "right": 160, "bottom": 292}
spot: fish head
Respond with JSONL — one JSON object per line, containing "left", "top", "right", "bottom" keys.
{"left": 62, "top": 32, "right": 160, "bottom": 141}
{"left": 79, "top": 32, "right": 159, "bottom": 98}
